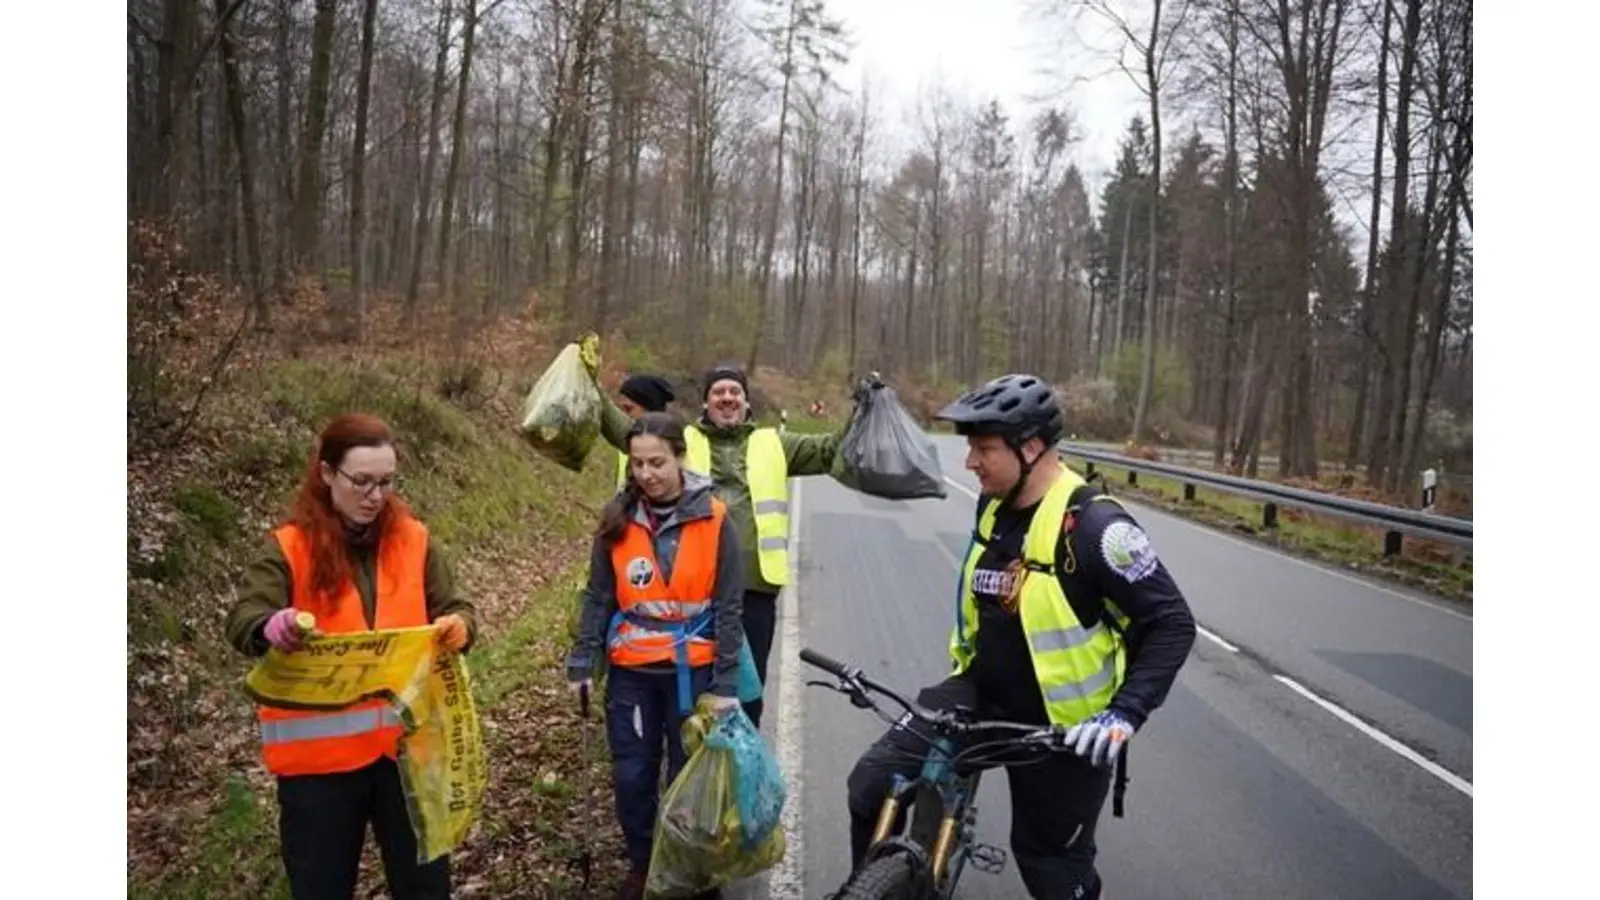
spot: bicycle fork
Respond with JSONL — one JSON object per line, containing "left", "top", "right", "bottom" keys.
{"left": 871, "top": 774, "right": 1004, "bottom": 893}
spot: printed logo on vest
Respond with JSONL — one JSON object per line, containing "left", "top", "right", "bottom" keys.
{"left": 625, "top": 556, "right": 656, "bottom": 589}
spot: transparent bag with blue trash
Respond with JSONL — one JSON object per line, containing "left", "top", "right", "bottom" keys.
{"left": 643, "top": 697, "right": 787, "bottom": 897}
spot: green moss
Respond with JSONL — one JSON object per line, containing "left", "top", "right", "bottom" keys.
{"left": 173, "top": 482, "right": 240, "bottom": 540}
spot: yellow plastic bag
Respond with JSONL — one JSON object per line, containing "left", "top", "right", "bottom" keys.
{"left": 244, "top": 626, "right": 487, "bottom": 864}
{"left": 644, "top": 701, "right": 787, "bottom": 898}
{"left": 519, "top": 334, "right": 603, "bottom": 471}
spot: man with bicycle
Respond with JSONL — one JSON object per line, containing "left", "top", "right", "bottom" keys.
{"left": 843, "top": 373, "right": 1198, "bottom": 899}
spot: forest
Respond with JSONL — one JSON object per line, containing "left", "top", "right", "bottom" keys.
{"left": 127, "top": 0, "right": 1472, "bottom": 489}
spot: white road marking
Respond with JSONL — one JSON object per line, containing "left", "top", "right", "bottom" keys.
{"left": 1273, "top": 674, "right": 1473, "bottom": 798}
{"left": 768, "top": 478, "right": 805, "bottom": 900}
{"left": 1195, "top": 624, "right": 1240, "bottom": 653}
{"left": 947, "top": 464, "right": 1471, "bottom": 795}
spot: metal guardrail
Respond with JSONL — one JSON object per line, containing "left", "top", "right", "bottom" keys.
{"left": 1068, "top": 440, "right": 1473, "bottom": 490}
{"left": 1056, "top": 443, "right": 1473, "bottom": 557}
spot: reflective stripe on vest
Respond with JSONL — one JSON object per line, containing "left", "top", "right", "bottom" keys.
{"left": 948, "top": 464, "right": 1128, "bottom": 727}
{"left": 745, "top": 428, "right": 790, "bottom": 583}
{"left": 606, "top": 497, "right": 726, "bottom": 671}
{"left": 261, "top": 706, "right": 405, "bottom": 745}
{"left": 258, "top": 516, "right": 431, "bottom": 777}
{"left": 681, "top": 424, "right": 789, "bottom": 584}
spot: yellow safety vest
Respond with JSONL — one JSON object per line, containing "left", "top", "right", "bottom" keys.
{"left": 615, "top": 423, "right": 789, "bottom": 585}
{"left": 949, "top": 464, "right": 1130, "bottom": 727}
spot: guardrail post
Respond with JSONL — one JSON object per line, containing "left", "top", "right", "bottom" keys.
{"left": 1183, "top": 483, "right": 1196, "bottom": 502}
{"left": 1127, "top": 470, "right": 1138, "bottom": 487}
{"left": 1263, "top": 502, "right": 1278, "bottom": 530}
{"left": 1384, "top": 531, "right": 1403, "bottom": 556}
{"left": 1085, "top": 461, "right": 1096, "bottom": 479}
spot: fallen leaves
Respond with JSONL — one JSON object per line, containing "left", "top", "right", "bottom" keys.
{"left": 128, "top": 287, "right": 632, "bottom": 896}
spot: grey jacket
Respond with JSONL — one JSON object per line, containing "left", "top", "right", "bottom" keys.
{"left": 566, "top": 471, "right": 747, "bottom": 697}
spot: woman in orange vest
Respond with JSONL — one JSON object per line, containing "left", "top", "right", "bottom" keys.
{"left": 224, "top": 413, "right": 479, "bottom": 900}
{"left": 566, "top": 411, "right": 746, "bottom": 900}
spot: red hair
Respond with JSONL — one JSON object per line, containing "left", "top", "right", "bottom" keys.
{"left": 287, "top": 413, "right": 415, "bottom": 610}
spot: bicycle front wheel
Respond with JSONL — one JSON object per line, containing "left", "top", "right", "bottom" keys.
{"left": 833, "top": 853, "right": 921, "bottom": 900}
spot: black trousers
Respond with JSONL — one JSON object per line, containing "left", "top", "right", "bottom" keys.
{"left": 605, "top": 665, "right": 714, "bottom": 870}
{"left": 739, "top": 589, "right": 778, "bottom": 728}
{"left": 277, "top": 756, "right": 451, "bottom": 900}
{"left": 845, "top": 676, "right": 1111, "bottom": 899}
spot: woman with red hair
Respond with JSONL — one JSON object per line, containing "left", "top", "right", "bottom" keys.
{"left": 226, "top": 413, "right": 479, "bottom": 900}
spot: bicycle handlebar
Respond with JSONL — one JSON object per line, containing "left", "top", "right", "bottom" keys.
{"left": 800, "top": 645, "right": 1065, "bottom": 748}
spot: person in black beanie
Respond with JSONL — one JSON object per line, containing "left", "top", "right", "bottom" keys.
{"left": 587, "top": 357, "right": 877, "bottom": 728}
{"left": 618, "top": 373, "right": 675, "bottom": 417}
{"left": 610, "top": 374, "right": 677, "bottom": 488}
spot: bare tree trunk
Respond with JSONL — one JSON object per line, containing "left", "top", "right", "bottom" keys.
{"left": 747, "top": 0, "right": 799, "bottom": 373}
{"left": 1112, "top": 201, "right": 1133, "bottom": 364}
{"left": 346, "top": 0, "right": 380, "bottom": 343}
{"left": 214, "top": 0, "right": 268, "bottom": 327}
{"left": 597, "top": 0, "right": 626, "bottom": 329}
{"left": 154, "top": 0, "right": 199, "bottom": 218}
{"left": 291, "top": 0, "right": 337, "bottom": 273}
{"left": 1128, "top": 0, "right": 1161, "bottom": 446}
{"left": 1367, "top": 0, "right": 1423, "bottom": 487}
{"left": 1213, "top": 0, "right": 1240, "bottom": 467}
{"left": 436, "top": 0, "right": 481, "bottom": 311}
{"left": 1347, "top": 0, "right": 1391, "bottom": 467}
{"left": 405, "top": 0, "right": 455, "bottom": 326}
{"left": 847, "top": 96, "right": 867, "bottom": 383}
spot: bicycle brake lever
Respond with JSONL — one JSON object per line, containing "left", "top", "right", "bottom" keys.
{"left": 803, "top": 677, "right": 877, "bottom": 711}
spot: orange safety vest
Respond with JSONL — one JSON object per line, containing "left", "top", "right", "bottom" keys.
{"left": 256, "top": 515, "right": 431, "bottom": 777}
{"left": 606, "top": 498, "right": 726, "bottom": 672}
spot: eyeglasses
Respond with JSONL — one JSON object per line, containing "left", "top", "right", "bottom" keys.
{"left": 338, "top": 469, "right": 401, "bottom": 497}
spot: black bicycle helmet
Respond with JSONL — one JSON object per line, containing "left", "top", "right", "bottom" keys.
{"left": 937, "top": 373, "right": 1065, "bottom": 448}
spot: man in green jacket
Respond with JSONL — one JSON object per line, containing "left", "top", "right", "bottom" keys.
{"left": 592, "top": 358, "right": 863, "bottom": 727}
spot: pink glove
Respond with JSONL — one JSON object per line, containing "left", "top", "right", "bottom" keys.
{"left": 264, "top": 608, "right": 307, "bottom": 653}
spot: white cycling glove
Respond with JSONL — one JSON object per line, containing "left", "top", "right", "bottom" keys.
{"left": 1060, "top": 710, "right": 1136, "bottom": 767}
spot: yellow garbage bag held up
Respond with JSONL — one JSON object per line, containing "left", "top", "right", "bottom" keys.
{"left": 244, "top": 625, "right": 488, "bottom": 864}
{"left": 519, "top": 333, "right": 604, "bottom": 471}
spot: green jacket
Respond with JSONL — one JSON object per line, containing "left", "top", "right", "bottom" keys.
{"left": 224, "top": 530, "right": 480, "bottom": 657}
{"left": 600, "top": 398, "right": 845, "bottom": 595}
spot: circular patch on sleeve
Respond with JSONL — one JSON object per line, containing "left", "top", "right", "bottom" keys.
{"left": 1100, "top": 520, "right": 1159, "bottom": 583}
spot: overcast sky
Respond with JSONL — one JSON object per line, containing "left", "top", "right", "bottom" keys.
{"left": 824, "top": 0, "right": 1384, "bottom": 239}
{"left": 830, "top": 0, "right": 1156, "bottom": 198}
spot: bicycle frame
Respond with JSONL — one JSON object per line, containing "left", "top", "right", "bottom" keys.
{"left": 801, "top": 648, "right": 1032, "bottom": 898}
{"left": 862, "top": 734, "right": 995, "bottom": 897}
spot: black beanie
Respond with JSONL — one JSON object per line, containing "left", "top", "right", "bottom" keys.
{"left": 619, "top": 373, "right": 676, "bottom": 412}
{"left": 701, "top": 363, "right": 748, "bottom": 400}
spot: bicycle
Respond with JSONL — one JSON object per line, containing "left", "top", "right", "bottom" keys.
{"left": 800, "top": 647, "right": 1087, "bottom": 900}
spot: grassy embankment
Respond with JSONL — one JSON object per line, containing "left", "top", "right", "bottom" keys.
{"left": 129, "top": 319, "right": 651, "bottom": 897}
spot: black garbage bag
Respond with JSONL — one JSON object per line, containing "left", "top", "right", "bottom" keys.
{"left": 831, "top": 383, "right": 947, "bottom": 500}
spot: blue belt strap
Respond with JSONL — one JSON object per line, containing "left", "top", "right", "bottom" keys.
{"left": 609, "top": 609, "right": 714, "bottom": 715}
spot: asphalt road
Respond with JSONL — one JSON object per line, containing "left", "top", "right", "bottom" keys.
{"left": 729, "top": 435, "right": 1472, "bottom": 900}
